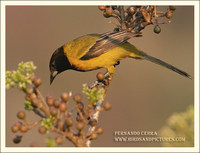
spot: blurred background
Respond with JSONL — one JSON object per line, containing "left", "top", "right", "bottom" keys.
{"left": 6, "top": 6, "right": 194, "bottom": 147}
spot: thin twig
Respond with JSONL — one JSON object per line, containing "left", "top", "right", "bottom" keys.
{"left": 86, "top": 76, "right": 112, "bottom": 147}
{"left": 29, "top": 120, "right": 42, "bottom": 129}
{"left": 35, "top": 87, "right": 48, "bottom": 108}
{"left": 118, "top": 6, "right": 126, "bottom": 29}
{"left": 33, "top": 108, "right": 47, "bottom": 118}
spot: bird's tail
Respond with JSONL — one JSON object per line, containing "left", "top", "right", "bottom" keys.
{"left": 142, "top": 54, "right": 191, "bottom": 79}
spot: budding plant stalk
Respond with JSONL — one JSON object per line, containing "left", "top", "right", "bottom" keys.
{"left": 7, "top": 62, "right": 110, "bottom": 147}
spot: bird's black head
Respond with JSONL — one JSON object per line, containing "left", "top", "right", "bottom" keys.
{"left": 49, "top": 46, "right": 72, "bottom": 84}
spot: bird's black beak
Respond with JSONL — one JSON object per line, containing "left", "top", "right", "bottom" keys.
{"left": 50, "top": 71, "right": 58, "bottom": 85}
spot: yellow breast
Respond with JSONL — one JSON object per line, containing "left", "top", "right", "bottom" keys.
{"left": 67, "top": 44, "right": 139, "bottom": 71}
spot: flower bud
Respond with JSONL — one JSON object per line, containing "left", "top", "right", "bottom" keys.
{"left": 73, "top": 94, "right": 81, "bottom": 103}
{"left": 105, "top": 7, "right": 113, "bottom": 16}
{"left": 103, "top": 10, "right": 112, "bottom": 18}
{"left": 38, "top": 126, "right": 46, "bottom": 134}
{"left": 127, "top": 6, "right": 135, "bottom": 15}
{"left": 17, "top": 111, "right": 26, "bottom": 120}
{"left": 103, "top": 102, "right": 112, "bottom": 111}
{"left": 30, "top": 93, "right": 37, "bottom": 100}
{"left": 96, "top": 127, "right": 104, "bottom": 134}
{"left": 13, "top": 135, "right": 22, "bottom": 144}
{"left": 154, "top": 25, "right": 161, "bottom": 34}
{"left": 98, "top": 6, "right": 106, "bottom": 11}
{"left": 50, "top": 107, "right": 58, "bottom": 116}
{"left": 90, "top": 133, "right": 97, "bottom": 140}
{"left": 76, "top": 122, "right": 84, "bottom": 130}
{"left": 59, "top": 102, "right": 67, "bottom": 112}
{"left": 53, "top": 99, "right": 61, "bottom": 108}
{"left": 165, "top": 11, "right": 173, "bottom": 19}
{"left": 19, "top": 125, "right": 28, "bottom": 133}
{"left": 32, "top": 77, "right": 42, "bottom": 87}
{"left": 11, "top": 125, "right": 19, "bottom": 133}
{"left": 96, "top": 72, "right": 105, "bottom": 81}
{"left": 46, "top": 95, "right": 54, "bottom": 107}
{"left": 61, "top": 92, "right": 70, "bottom": 102}
{"left": 55, "top": 136, "right": 63, "bottom": 145}
{"left": 88, "top": 119, "right": 98, "bottom": 127}
{"left": 26, "top": 88, "right": 34, "bottom": 95}
{"left": 65, "top": 117, "right": 73, "bottom": 127}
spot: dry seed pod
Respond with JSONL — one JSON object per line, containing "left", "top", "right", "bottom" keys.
{"left": 165, "top": 11, "right": 173, "bottom": 19}
{"left": 127, "top": 6, "right": 135, "bottom": 15}
{"left": 103, "top": 102, "right": 112, "bottom": 111}
{"left": 65, "top": 117, "right": 73, "bottom": 127}
{"left": 53, "top": 99, "right": 61, "bottom": 108}
{"left": 55, "top": 136, "right": 63, "bottom": 145}
{"left": 76, "top": 122, "right": 84, "bottom": 130}
{"left": 154, "top": 25, "right": 161, "bottom": 34}
{"left": 73, "top": 94, "right": 82, "bottom": 103}
{"left": 59, "top": 102, "right": 67, "bottom": 112}
{"left": 13, "top": 135, "right": 22, "bottom": 144}
{"left": 32, "top": 77, "right": 42, "bottom": 87}
{"left": 96, "top": 127, "right": 104, "bottom": 134}
{"left": 17, "top": 111, "right": 26, "bottom": 120}
{"left": 169, "top": 6, "right": 176, "bottom": 12}
{"left": 38, "top": 126, "right": 46, "bottom": 134}
{"left": 98, "top": 6, "right": 106, "bottom": 11}
{"left": 11, "top": 125, "right": 19, "bottom": 133}
{"left": 88, "top": 119, "right": 98, "bottom": 127}
{"left": 19, "top": 125, "right": 28, "bottom": 133}
{"left": 96, "top": 72, "right": 105, "bottom": 81}
{"left": 105, "top": 7, "right": 113, "bottom": 16}
{"left": 61, "top": 92, "right": 70, "bottom": 102}
{"left": 50, "top": 107, "right": 58, "bottom": 116}
{"left": 46, "top": 95, "right": 54, "bottom": 107}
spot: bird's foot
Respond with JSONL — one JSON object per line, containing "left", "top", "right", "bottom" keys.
{"left": 114, "top": 61, "right": 120, "bottom": 67}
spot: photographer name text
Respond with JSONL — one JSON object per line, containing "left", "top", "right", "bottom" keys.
{"left": 114, "top": 131, "right": 157, "bottom": 136}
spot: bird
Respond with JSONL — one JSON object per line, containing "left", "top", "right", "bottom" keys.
{"left": 49, "top": 31, "right": 191, "bottom": 84}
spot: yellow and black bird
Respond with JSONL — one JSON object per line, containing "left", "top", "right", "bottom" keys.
{"left": 49, "top": 31, "right": 190, "bottom": 84}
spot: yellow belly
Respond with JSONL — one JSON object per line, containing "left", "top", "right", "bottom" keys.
{"left": 68, "top": 48, "right": 123, "bottom": 71}
{"left": 67, "top": 42, "right": 144, "bottom": 72}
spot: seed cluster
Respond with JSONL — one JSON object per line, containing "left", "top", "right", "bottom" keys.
{"left": 11, "top": 74, "right": 110, "bottom": 147}
{"left": 98, "top": 6, "right": 176, "bottom": 34}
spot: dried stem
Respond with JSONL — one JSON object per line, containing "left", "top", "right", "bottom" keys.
{"left": 118, "top": 6, "right": 126, "bottom": 29}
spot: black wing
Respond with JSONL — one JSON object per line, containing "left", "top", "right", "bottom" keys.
{"left": 80, "top": 31, "right": 142, "bottom": 60}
